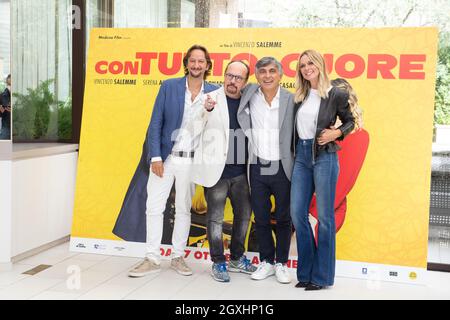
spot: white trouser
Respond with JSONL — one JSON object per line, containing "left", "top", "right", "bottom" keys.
{"left": 146, "top": 155, "right": 195, "bottom": 261}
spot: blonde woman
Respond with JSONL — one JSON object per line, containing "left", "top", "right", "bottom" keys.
{"left": 308, "top": 78, "right": 370, "bottom": 241}
{"left": 290, "top": 50, "right": 355, "bottom": 291}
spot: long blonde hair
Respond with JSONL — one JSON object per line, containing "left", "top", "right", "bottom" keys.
{"left": 294, "top": 50, "right": 330, "bottom": 103}
{"left": 330, "top": 78, "right": 363, "bottom": 131}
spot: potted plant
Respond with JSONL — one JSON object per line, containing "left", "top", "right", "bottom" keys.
{"left": 12, "top": 79, "right": 72, "bottom": 140}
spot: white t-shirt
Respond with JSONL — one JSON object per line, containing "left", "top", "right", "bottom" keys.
{"left": 296, "top": 89, "right": 321, "bottom": 140}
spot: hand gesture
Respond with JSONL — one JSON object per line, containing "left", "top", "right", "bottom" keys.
{"left": 317, "top": 128, "right": 342, "bottom": 145}
{"left": 204, "top": 94, "right": 216, "bottom": 112}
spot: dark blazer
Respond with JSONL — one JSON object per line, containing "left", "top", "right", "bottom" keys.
{"left": 0, "top": 88, "right": 11, "bottom": 131}
{"left": 113, "top": 77, "right": 218, "bottom": 242}
{"left": 1, "top": 87, "right": 10, "bottom": 107}
{"left": 293, "top": 86, "right": 355, "bottom": 161}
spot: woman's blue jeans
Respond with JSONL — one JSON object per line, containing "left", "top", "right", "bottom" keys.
{"left": 291, "top": 139, "right": 339, "bottom": 287}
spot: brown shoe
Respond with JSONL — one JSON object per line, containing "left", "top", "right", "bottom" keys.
{"left": 128, "top": 258, "right": 161, "bottom": 278}
{"left": 171, "top": 257, "right": 193, "bottom": 276}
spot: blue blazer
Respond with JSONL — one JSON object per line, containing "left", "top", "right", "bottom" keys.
{"left": 113, "top": 77, "right": 218, "bottom": 242}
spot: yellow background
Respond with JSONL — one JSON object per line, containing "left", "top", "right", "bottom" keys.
{"left": 72, "top": 28, "right": 438, "bottom": 268}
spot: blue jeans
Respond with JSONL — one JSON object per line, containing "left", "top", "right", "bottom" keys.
{"left": 291, "top": 139, "right": 339, "bottom": 286}
{"left": 205, "top": 174, "right": 252, "bottom": 263}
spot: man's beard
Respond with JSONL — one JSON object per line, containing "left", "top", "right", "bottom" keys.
{"left": 189, "top": 70, "right": 204, "bottom": 78}
{"left": 226, "top": 84, "right": 237, "bottom": 93}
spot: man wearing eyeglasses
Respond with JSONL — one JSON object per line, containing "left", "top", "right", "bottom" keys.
{"left": 192, "top": 61, "right": 257, "bottom": 282}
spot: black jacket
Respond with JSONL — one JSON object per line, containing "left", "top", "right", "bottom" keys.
{"left": 293, "top": 86, "right": 355, "bottom": 161}
{"left": 1, "top": 87, "right": 10, "bottom": 107}
{"left": 0, "top": 88, "right": 11, "bottom": 130}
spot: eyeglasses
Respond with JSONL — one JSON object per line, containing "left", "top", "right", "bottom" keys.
{"left": 225, "top": 73, "right": 245, "bottom": 83}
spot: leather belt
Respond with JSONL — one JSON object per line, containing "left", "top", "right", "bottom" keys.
{"left": 171, "top": 151, "right": 195, "bottom": 158}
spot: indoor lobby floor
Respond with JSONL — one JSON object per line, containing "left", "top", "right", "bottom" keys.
{"left": 1, "top": 242, "right": 450, "bottom": 300}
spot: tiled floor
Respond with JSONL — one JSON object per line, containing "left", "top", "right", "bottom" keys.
{"left": 1, "top": 241, "right": 450, "bottom": 300}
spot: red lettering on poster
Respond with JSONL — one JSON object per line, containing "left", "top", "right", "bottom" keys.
{"left": 109, "top": 61, "right": 123, "bottom": 74}
{"left": 160, "top": 247, "right": 172, "bottom": 256}
{"left": 159, "top": 52, "right": 183, "bottom": 76}
{"left": 94, "top": 52, "right": 427, "bottom": 80}
{"left": 399, "top": 54, "right": 426, "bottom": 79}
{"left": 194, "top": 251, "right": 203, "bottom": 260}
{"left": 203, "top": 251, "right": 209, "bottom": 260}
{"left": 231, "top": 53, "right": 258, "bottom": 76}
{"left": 95, "top": 61, "right": 108, "bottom": 74}
{"left": 210, "top": 53, "right": 231, "bottom": 76}
{"left": 281, "top": 53, "right": 300, "bottom": 77}
{"left": 367, "top": 54, "right": 397, "bottom": 79}
{"left": 252, "top": 256, "right": 260, "bottom": 265}
{"left": 335, "top": 54, "right": 365, "bottom": 79}
{"left": 135, "top": 52, "right": 158, "bottom": 75}
{"left": 323, "top": 54, "right": 334, "bottom": 74}
{"left": 123, "top": 61, "right": 139, "bottom": 75}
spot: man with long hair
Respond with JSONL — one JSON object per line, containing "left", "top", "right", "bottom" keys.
{"left": 113, "top": 45, "right": 218, "bottom": 278}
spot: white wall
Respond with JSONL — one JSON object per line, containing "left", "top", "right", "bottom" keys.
{"left": 11, "top": 152, "right": 77, "bottom": 257}
{"left": 0, "top": 160, "right": 12, "bottom": 269}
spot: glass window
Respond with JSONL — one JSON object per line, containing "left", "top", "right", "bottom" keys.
{"left": 0, "top": 0, "right": 11, "bottom": 140}
{"left": 11, "top": 0, "right": 72, "bottom": 141}
{"left": 86, "top": 0, "right": 169, "bottom": 58}
{"left": 114, "top": 0, "right": 168, "bottom": 28}
{"left": 0, "top": 0, "right": 10, "bottom": 78}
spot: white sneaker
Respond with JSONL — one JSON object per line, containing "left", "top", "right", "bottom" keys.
{"left": 251, "top": 261, "right": 275, "bottom": 280}
{"left": 275, "top": 263, "right": 292, "bottom": 284}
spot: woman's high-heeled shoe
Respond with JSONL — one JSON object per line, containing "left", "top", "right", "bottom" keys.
{"left": 295, "top": 281, "right": 310, "bottom": 288}
{"left": 305, "top": 283, "right": 323, "bottom": 291}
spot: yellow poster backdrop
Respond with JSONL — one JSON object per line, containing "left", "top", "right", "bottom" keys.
{"left": 72, "top": 28, "right": 437, "bottom": 273}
